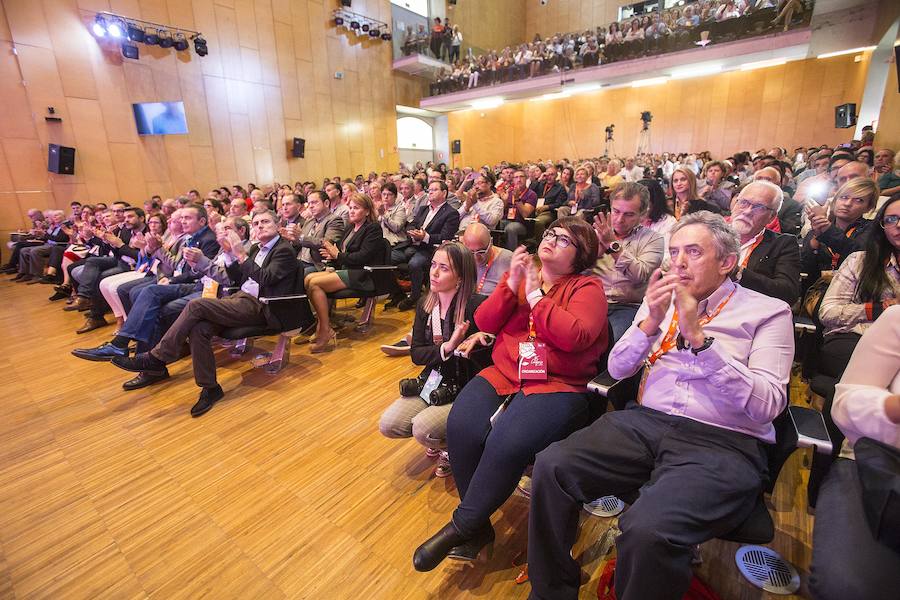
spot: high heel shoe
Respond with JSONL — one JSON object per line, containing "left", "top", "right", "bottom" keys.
{"left": 309, "top": 329, "right": 337, "bottom": 353}
{"left": 447, "top": 523, "right": 495, "bottom": 562}
{"left": 413, "top": 522, "right": 468, "bottom": 572}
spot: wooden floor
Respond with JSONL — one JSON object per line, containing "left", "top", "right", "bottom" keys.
{"left": 0, "top": 278, "right": 816, "bottom": 599}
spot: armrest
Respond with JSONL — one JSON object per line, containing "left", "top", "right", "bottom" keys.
{"left": 793, "top": 314, "right": 816, "bottom": 334}
{"left": 788, "top": 405, "right": 833, "bottom": 455}
{"left": 364, "top": 265, "right": 398, "bottom": 271}
{"left": 587, "top": 371, "right": 622, "bottom": 398}
{"left": 258, "top": 293, "right": 308, "bottom": 305}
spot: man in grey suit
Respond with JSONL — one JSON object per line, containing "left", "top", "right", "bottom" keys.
{"left": 281, "top": 190, "right": 345, "bottom": 277}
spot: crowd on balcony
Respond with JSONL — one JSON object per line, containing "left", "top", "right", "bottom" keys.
{"left": 427, "top": 0, "right": 810, "bottom": 96}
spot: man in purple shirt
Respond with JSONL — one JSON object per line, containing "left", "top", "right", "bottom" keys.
{"left": 526, "top": 211, "right": 794, "bottom": 600}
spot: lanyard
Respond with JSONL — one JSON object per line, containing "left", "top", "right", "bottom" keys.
{"left": 826, "top": 226, "right": 857, "bottom": 269}
{"left": 476, "top": 252, "right": 496, "bottom": 294}
{"left": 430, "top": 304, "right": 444, "bottom": 344}
{"left": 645, "top": 285, "right": 737, "bottom": 367}
{"left": 527, "top": 311, "right": 537, "bottom": 341}
{"left": 739, "top": 236, "right": 764, "bottom": 269}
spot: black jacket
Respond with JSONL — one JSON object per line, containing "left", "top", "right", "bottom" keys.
{"left": 537, "top": 181, "right": 569, "bottom": 209}
{"left": 169, "top": 226, "right": 221, "bottom": 285}
{"left": 777, "top": 195, "right": 802, "bottom": 237}
{"left": 225, "top": 236, "right": 305, "bottom": 330}
{"left": 800, "top": 218, "right": 871, "bottom": 284}
{"left": 411, "top": 294, "right": 488, "bottom": 384}
{"left": 334, "top": 221, "right": 385, "bottom": 289}
{"left": 740, "top": 228, "right": 801, "bottom": 306}
{"left": 409, "top": 202, "right": 460, "bottom": 251}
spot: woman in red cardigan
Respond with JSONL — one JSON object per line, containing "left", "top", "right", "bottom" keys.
{"left": 413, "top": 216, "right": 609, "bottom": 572}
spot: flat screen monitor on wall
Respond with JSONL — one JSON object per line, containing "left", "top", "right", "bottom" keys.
{"left": 132, "top": 101, "right": 189, "bottom": 135}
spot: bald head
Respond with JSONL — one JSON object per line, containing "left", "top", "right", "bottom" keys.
{"left": 753, "top": 167, "right": 781, "bottom": 185}
{"left": 462, "top": 223, "right": 492, "bottom": 264}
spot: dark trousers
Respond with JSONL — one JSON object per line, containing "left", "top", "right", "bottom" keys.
{"left": 527, "top": 405, "right": 767, "bottom": 600}
{"left": 77, "top": 255, "right": 121, "bottom": 298}
{"left": 120, "top": 283, "right": 197, "bottom": 344}
{"left": 151, "top": 293, "right": 267, "bottom": 389}
{"left": 819, "top": 332, "right": 861, "bottom": 379}
{"left": 446, "top": 375, "right": 590, "bottom": 536}
{"left": 809, "top": 458, "right": 900, "bottom": 600}
{"left": 47, "top": 245, "right": 65, "bottom": 271}
{"left": 5, "top": 241, "right": 42, "bottom": 268}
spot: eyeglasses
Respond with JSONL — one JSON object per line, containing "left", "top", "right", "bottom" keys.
{"left": 542, "top": 229, "right": 576, "bottom": 249}
{"left": 735, "top": 198, "right": 773, "bottom": 214}
{"left": 880, "top": 214, "right": 900, "bottom": 229}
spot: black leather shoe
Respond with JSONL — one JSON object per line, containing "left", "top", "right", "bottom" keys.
{"left": 413, "top": 522, "right": 468, "bottom": 572}
{"left": 72, "top": 342, "right": 128, "bottom": 361}
{"left": 48, "top": 290, "right": 69, "bottom": 302}
{"left": 111, "top": 352, "right": 167, "bottom": 374}
{"left": 447, "top": 523, "right": 495, "bottom": 561}
{"left": 397, "top": 297, "right": 417, "bottom": 311}
{"left": 190, "top": 385, "right": 224, "bottom": 417}
{"left": 122, "top": 369, "right": 170, "bottom": 391}
{"left": 383, "top": 294, "right": 406, "bottom": 310}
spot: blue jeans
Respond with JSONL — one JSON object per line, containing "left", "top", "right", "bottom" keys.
{"left": 117, "top": 276, "right": 156, "bottom": 315}
{"left": 446, "top": 375, "right": 589, "bottom": 536}
{"left": 119, "top": 283, "right": 196, "bottom": 344}
{"left": 76, "top": 255, "right": 121, "bottom": 298}
{"left": 607, "top": 303, "right": 640, "bottom": 343}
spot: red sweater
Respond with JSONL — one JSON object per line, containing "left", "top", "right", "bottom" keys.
{"left": 475, "top": 271, "right": 609, "bottom": 395}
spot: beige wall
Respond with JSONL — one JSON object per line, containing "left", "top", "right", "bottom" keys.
{"left": 875, "top": 60, "right": 899, "bottom": 152}
{"left": 448, "top": 54, "right": 872, "bottom": 167}
{"left": 448, "top": 0, "right": 525, "bottom": 54}
{"left": 0, "top": 0, "right": 402, "bottom": 236}
{"left": 525, "top": 0, "right": 618, "bottom": 41}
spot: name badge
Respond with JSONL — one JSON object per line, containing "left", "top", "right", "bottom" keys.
{"left": 507, "top": 206, "right": 517, "bottom": 220}
{"left": 536, "top": 197, "right": 546, "bottom": 208}
{"left": 518, "top": 341, "right": 548, "bottom": 380}
{"left": 201, "top": 276, "right": 219, "bottom": 299}
{"left": 420, "top": 369, "right": 443, "bottom": 402}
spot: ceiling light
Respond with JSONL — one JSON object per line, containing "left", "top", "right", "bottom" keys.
{"left": 91, "top": 15, "right": 107, "bottom": 37}
{"left": 362, "top": 23, "right": 370, "bottom": 32}
{"left": 530, "top": 91, "right": 572, "bottom": 101}
{"left": 158, "top": 30, "right": 174, "bottom": 48}
{"left": 740, "top": 58, "right": 787, "bottom": 71}
{"left": 670, "top": 64, "right": 721, "bottom": 79}
{"left": 381, "top": 32, "right": 392, "bottom": 41}
{"left": 369, "top": 29, "right": 380, "bottom": 38}
{"left": 350, "top": 21, "right": 360, "bottom": 30}
{"left": 470, "top": 97, "right": 504, "bottom": 110}
{"left": 127, "top": 22, "right": 145, "bottom": 42}
{"left": 631, "top": 77, "right": 668, "bottom": 88}
{"left": 193, "top": 35, "right": 208, "bottom": 57}
{"left": 817, "top": 46, "right": 876, "bottom": 59}
{"left": 107, "top": 18, "right": 125, "bottom": 38}
{"left": 144, "top": 28, "right": 160, "bottom": 45}
{"left": 335, "top": 16, "right": 344, "bottom": 26}
{"left": 173, "top": 33, "right": 189, "bottom": 51}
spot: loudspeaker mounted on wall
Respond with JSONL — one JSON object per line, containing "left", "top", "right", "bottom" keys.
{"left": 48, "top": 144, "right": 76, "bottom": 175}
{"left": 341, "top": 0, "right": 352, "bottom": 6}
{"left": 834, "top": 103, "right": 857, "bottom": 129}
{"left": 292, "top": 137, "right": 306, "bottom": 158}
{"left": 451, "top": 139, "right": 461, "bottom": 154}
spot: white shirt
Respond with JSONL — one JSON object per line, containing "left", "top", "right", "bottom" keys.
{"left": 420, "top": 200, "right": 447, "bottom": 244}
{"left": 622, "top": 166, "right": 644, "bottom": 182}
{"left": 737, "top": 229, "right": 766, "bottom": 267}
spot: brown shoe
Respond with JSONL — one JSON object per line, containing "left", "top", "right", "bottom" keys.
{"left": 63, "top": 296, "right": 91, "bottom": 312}
{"left": 76, "top": 316, "right": 107, "bottom": 334}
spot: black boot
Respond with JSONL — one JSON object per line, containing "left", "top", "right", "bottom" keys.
{"left": 413, "top": 521, "right": 468, "bottom": 572}
{"left": 447, "top": 523, "right": 495, "bottom": 561}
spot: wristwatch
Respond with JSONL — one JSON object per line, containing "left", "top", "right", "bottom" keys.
{"left": 688, "top": 336, "right": 715, "bottom": 355}
{"left": 606, "top": 241, "right": 622, "bottom": 255}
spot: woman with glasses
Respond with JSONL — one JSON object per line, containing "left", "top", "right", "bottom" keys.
{"left": 819, "top": 193, "right": 899, "bottom": 379}
{"left": 412, "top": 217, "right": 608, "bottom": 572}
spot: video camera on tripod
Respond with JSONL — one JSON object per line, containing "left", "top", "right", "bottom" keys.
{"left": 604, "top": 124, "right": 615, "bottom": 141}
{"left": 640, "top": 111, "right": 653, "bottom": 130}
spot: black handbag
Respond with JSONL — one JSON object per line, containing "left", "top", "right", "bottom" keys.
{"left": 854, "top": 437, "right": 900, "bottom": 554}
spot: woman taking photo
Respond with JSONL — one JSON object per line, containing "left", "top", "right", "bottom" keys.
{"left": 304, "top": 193, "right": 385, "bottom": 353}
{"left": 412, "top": 217, "right": 608, "bottom": 572}
{"left": 379, "top": 242, "right": 484, "bottom": 478}
{"left": 697, "top": 160, "right": 735, "bottom": 212}
{"left": 669, "top": 166, "right": 722, "bottom": 219}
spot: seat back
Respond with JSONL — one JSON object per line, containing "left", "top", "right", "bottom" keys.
{"left": 267, "top": 260, "right": 312, "bottom": 332}
{"left": 369, "top": 238, "right": 397, "bottom": 296}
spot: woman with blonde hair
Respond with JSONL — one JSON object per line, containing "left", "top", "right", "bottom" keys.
{"left": 669, "top": 166, "right": 722, "bottom": 219}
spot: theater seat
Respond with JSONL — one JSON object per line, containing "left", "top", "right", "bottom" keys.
{"left": 327, "top": 239, "right": 396, "bottom": 334}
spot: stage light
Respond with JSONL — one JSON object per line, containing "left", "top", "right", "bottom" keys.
{"left": 193, "top": 35, "right": 208, "bottom": 57}
{"left": 158, "top": 30, "right": 174, "bottom": 48}
{"left": 173, "top": 33, "right": 189, "bottom": 51}
{"left": 127, "top": 22, "right": 145, "bottom": 42}
{"left": 121, "top": 42, "right": 139, "bottom": 59}
{"left": 144, "top": 28, "right": 160, "bottom": 45}
{"left": 107, "top": 18, "right": 125, "bottom": 38}
{"left": 350, "top": 21, "right": 360, "bottom": 30}
{"left": 381, "top": 32, "right": 392, "bottom": 41}
{"left": 335, "top": 16, "right": 344, "bottom": 26}
{"left": 369, "top": 29, "right": 379, "bottom": 38}
{"left": 362, "top": 23, "right": 370, "bottom": 32}
{"left": 92, "top": 15, "right": 107, "bottom": 37}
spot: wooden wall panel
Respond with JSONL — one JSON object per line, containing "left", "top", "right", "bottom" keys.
{"left": 0, "top": 0, "right": 400, "bottom": 237}
{"left": 874, "top": 57, "right": 899, "bottom": 151}
{"left": 447, "top": 0, "right": 526, "bottom": 54}
{"left": 525, "top": 0, "right": 617, "bottom": 41}
{"left": 449, "top": 55, "right": 871, "bottom": 167}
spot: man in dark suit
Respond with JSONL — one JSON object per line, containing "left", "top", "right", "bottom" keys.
{"left": 731, "top": 181, "right": 801, "bottom": 306}
{"left": 533, "top": 164, "right": 570, "bottom": 235}
{"left": 397, "top": 180, "right": 460, "bottom": 311}
{"left": 110, "top": 210, "right": 308, "bottom": 417}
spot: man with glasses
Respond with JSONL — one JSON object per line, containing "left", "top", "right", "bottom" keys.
{"left": 729, "top": 181, "right": 801, "bottom": 306}
{"left": 592, "top": 182, "right": 664, "bottom": 341}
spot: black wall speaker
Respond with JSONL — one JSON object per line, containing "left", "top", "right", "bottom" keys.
{"left": 451, "top": 139, "right": 461, "bottom": 154}
{"left": 292, "top": 137, "right": 305, "bottom": 158}
{"left": 48, "top": 144, "right": 76, "bottom": 175}
{"left": 341, "top": 0, "right": 352, "bottom": 6}
{"left": 834, "top": 103, "right": 857, "bottom": 129}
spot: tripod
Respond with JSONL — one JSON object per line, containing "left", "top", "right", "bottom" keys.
{"left": 604, "top": 134, "right": 616, "bottom": 157}
{"left": 636, "top": 124, "right": 651, "bottom": 155}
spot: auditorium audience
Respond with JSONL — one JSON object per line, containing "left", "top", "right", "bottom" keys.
{"left": 283, "top": 190, "right": 344, "bottom": 278}
{"left": 376, "top": 182, "right": 408, "bottom": 249}
{"left": 558, "top": 165, "right": 601, "bottom": 220}
{"left": 498, "top": 170, "right": 537, "bottom": 249}
{"left": 412, "top": 217, "right": 607, "bottom": 572}
{"left": 379, "top": 242, "right": 481, "bottom": 478}
{"left": 698, "top": 160, "right": 735, "bottom": 212}
{"left": 818, "top": 195, "right": 900, "bottom": 378}
{"left": 670, "top": 166, "right": 722, "bottom": 218}
{"left": 15, "top": 210, "right": 69, "bottom": 283}
{"left": 304, "top": 193, "right": 385, "bottom": 353}
{"left": 592, "top": 182, "right": 665, "bottom": 341}
{"left": 640, "top": 178, "right": 676, "bottom": 249}
{"left": 527, "top": 211, "right": 793, "bottom": 599}
{"left": 458, "top": 174, "right": 503, "bottom": 232}
{"left": 809, "top": 305, "right": 900, "bottom": 600}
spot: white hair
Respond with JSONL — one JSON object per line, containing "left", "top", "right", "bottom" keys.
{"left": 740, "top": 180, "right": 783, "bottom": 214}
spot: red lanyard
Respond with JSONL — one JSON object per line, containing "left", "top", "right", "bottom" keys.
{"left": 826, "top": 226, "right": 857, "bottom": 269}
{"left": 646, "top": 286, "right": 736, "bottom": 366}
{"left": 739, "top": 236, "right": 764, "bottom": 269}
{"left": 527, "top": 311, "right": 537, "bottom": 341}
{"left": 476, "top": 252, "right": 495, "bottom": 294}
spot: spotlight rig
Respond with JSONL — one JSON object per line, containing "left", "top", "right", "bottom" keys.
{"left": 331, "top": 8, "right": 391, "bottom": 42}
{"left": 89, "top": 11, "right": 207, "bottom": 59}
